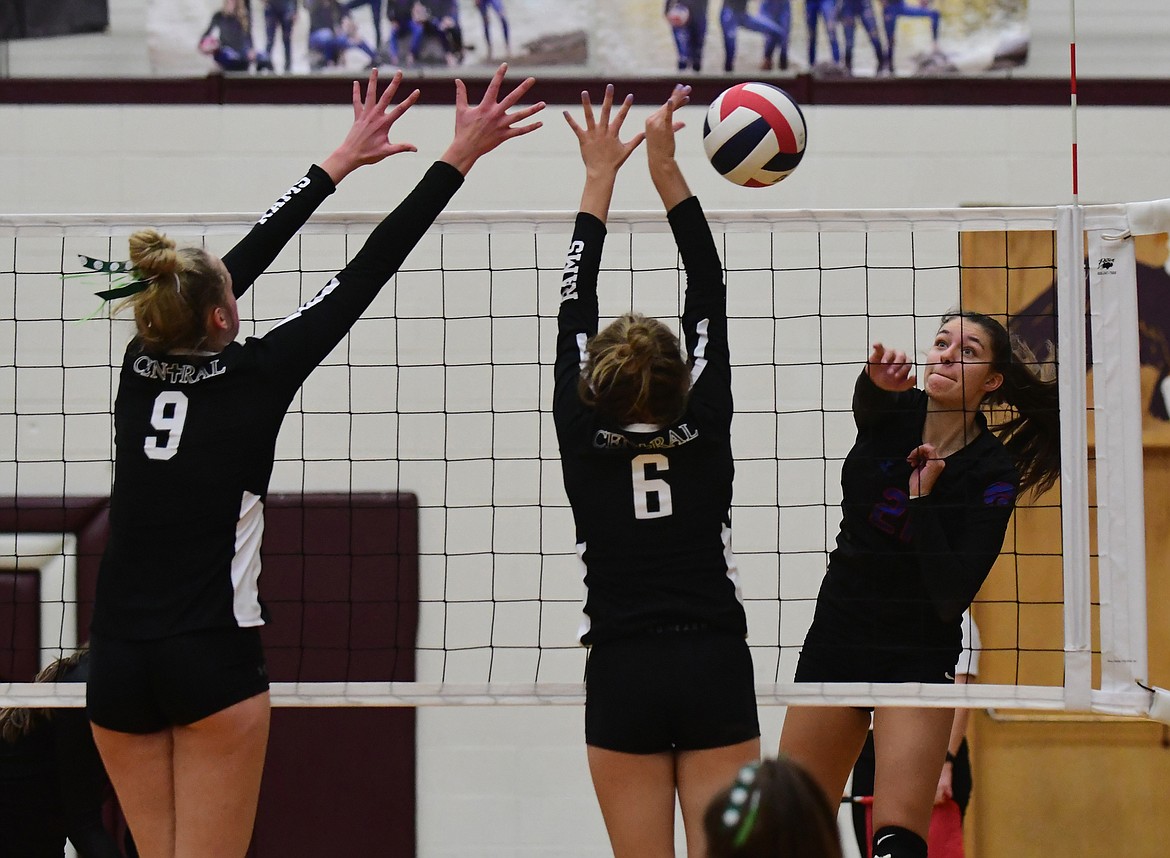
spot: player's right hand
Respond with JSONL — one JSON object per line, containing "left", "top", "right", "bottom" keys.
{"left": 643, "top": 83, "right": 689, "bottom": 164}
{"left": 866, "top": 342, "right": 916, "bottom": 391}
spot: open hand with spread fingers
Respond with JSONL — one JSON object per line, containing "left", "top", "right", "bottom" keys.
{"left": 322, "top": 68, "right": 421, "bottom": 184}
{"left": 442, "top": 62, "right": 546, "bottom": 175}
{"left": 563, "top": 83, "right": 644, "bottom": 179}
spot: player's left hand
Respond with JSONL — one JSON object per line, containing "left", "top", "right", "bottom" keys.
{"left": 323, "top": 68, "right": 421, "bottom": 183}
{"left": 563, "top": 84, "right": 644, "bottom": 177}
{"left": 907, "top": 443, "right": 945, "bottom": 497}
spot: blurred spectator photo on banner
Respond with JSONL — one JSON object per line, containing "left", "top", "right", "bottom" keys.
{"left": 133, "top": 1, "right": 1027, "bottom": 77}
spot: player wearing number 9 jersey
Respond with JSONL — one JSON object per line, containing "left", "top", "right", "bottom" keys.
{"left": 86, "top": 65, "right": 544, "bottom": 858}
{"left": 555, "top": 83, "right": 758, "bottom": 858}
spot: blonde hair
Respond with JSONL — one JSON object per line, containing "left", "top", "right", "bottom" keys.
{"left": 580, "top": 313, "right": 690, "bottom": 424}
{"left": 0, "top": 647, "right": 88, "bottom": 743}
{"left": 122, "top": 229, "right": 228, "bottom": 353}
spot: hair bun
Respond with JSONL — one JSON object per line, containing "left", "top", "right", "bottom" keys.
{"left": 128, "top": 228, "right": 180, "bottom": 278}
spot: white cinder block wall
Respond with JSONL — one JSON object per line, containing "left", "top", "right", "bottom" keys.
{"left": 4, "top": 1, "right": 1170, "bottom": 856}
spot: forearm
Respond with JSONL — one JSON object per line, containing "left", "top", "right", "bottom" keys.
{"left": 668, "top": 195, "right": 723, "bottom": 297}
{"left": 578, "top": 168, "right": 619, "bottom": 224}
{"left": 344, "top": 161, "right": 463, "bottom": 281}
{"left": 650, "top": 156, "right": 691, "bottom": 212}
{"left": 948, "top": 709, "right": 970, "bottom": 756}
{"left": 852, "top": 369, "right": 900, "bottom": 429}
{"left": 222, "top": 165, "right": 337, "bottom": 298}
{"left": 910, "top": 500, "right": 1008, "bottom": 622}
{"left": 320, "top": 149, "right": 365, "bottom": 185}
{"left": 262, "top": 161, "right": 463, "bottom": 376}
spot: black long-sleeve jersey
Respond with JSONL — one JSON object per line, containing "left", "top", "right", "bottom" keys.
{"left": 93, "top": 161, "right": 465, "bottom": 641}
{"left": 818, "top": 372, "right": 1020, "bottom": 652}
{"left": 555, "top": 198, "right": 747, "bottom": 647}
{"left": 201, "top": 11, "right": 253, "bottom": 54}
{"left": 0, "top": 657, "right": 125, "bottom": 858}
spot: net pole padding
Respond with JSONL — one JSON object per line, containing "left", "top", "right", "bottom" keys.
{"left": 1055, "top": 204, "right": 1093, "bottom": 713}
{"left": 1088, "top": 227, "right": 1149, "bottom": 698}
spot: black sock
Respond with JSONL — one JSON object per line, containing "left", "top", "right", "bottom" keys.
{"left": 872, "top": 825, "right": 927, "bottom": 858}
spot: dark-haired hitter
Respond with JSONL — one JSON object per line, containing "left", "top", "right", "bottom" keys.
{"left": 555, "top": 83, "right": 759, "bottom": 858}
{"left": 780, "top": 313, "right": 1060, "bottom": 858}
{"left": 86, "top": 65, "right": 544, "bottom": 858}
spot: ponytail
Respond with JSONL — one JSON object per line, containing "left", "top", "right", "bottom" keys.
{"left": 122, "top": 229, "right": 228, "bottom": 353}
{"left": 944, "top": 310, "right": 1061, "bottom": 497}
{"left": 580, "top": 312, "right": 690, "bottom": 425}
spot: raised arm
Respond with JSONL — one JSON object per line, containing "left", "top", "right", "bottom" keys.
{"left": 262, "top": 64, "right": 545, "bottom": 383}
{"left": 222, "top": 68, "right": 421, "bottom": 298}
{"left": 645, "top": 83, "right": 692, "bottom": 212}
{"left": 552, "top": 85, "right": 641, "bottom": 437}
{"left": 853, "top": 342, "right": 917, "bottom": 429}
{"left": 642, "top": 84, "right": 731, "bottom": 422}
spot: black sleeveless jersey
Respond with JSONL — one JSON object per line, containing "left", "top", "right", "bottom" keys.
{"left": 818, "top": 372, "right": 1020, "bottom": 651}
{"left": 93, "top": 161, "right": 464, "bottom": 640}
{"left": 554, "top": 198, "right": 746, "bottom": 646}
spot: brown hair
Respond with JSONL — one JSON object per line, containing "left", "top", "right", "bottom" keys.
{"left": 224, "top": 0, "right": 250, "bottom": 28}
{"left": 0, "top": 647, "right": 88, "bottom": 743}
{"left": 579, "top": 312, "right": 690, "bottom": 424}
{"left": 122, "top": 229, "right": 228, "bottom": 353}
{"left": 704, "top": 758, "right": 843, "bottom": 858}
{"left": 943, "top": 310, "right": 1061, "bottom": 497}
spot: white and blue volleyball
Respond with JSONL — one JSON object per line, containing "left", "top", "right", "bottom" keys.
{"left": 703, "top": 82, "right": 807, "bottom": 188}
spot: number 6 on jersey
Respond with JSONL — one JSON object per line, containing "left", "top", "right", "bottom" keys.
{"left": 632, "top": 453, "right": 672, "bottom": 519}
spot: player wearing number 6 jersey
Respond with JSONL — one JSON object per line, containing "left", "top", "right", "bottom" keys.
{"left": 555, "top": 83, "right": 758, "bottom": 858}
{"left": 86, "top": 65, "right": 544, "bottom": 858}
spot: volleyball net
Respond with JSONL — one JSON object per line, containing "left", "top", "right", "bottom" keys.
{"left": 2, "top": 199, "right": 1166, "bottom": 716}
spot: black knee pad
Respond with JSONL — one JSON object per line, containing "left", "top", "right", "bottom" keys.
{"left": 872, "top": 825, "right": 927, "bottom": 858}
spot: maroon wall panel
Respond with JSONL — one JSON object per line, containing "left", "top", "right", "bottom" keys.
{"left": 252, "top": 493, "right": 418, "bottom": 857}
{"left": 2, "top": 494, "right": 419, "bottom": 856}
{"left": 0, "top": 570, "right": 40, "bottom": 682}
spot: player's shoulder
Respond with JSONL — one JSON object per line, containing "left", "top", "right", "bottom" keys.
{"left": 968, "top": 432, "right": 1019, "bottom": 497}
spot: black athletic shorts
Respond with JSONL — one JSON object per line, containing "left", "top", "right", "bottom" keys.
{"left": 585, "top": 628, "right": 760, "bottom": 754}
{"left": 795, "top": 585, "right": 960, "bottom": 685}
{"left": 794, "top": 630, "right": 958, "bottom": 685}
{"left": 87, "top": 626, "right": 269, "bottom": 734}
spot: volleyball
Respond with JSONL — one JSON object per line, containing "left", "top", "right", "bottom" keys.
{"left": 702, "top": 82, "right": 807, "bottom": 188}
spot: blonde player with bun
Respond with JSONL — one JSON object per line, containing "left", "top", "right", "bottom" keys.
{"left": 86, "top": 65, "right": 543, "bottom": 857}
{"left": 554, "top": 83, "right": 759, "bottom": 858}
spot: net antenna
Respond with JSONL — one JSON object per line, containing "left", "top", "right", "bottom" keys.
{"left": 1, "top": 199, "right": 1167, "bottom": 719}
